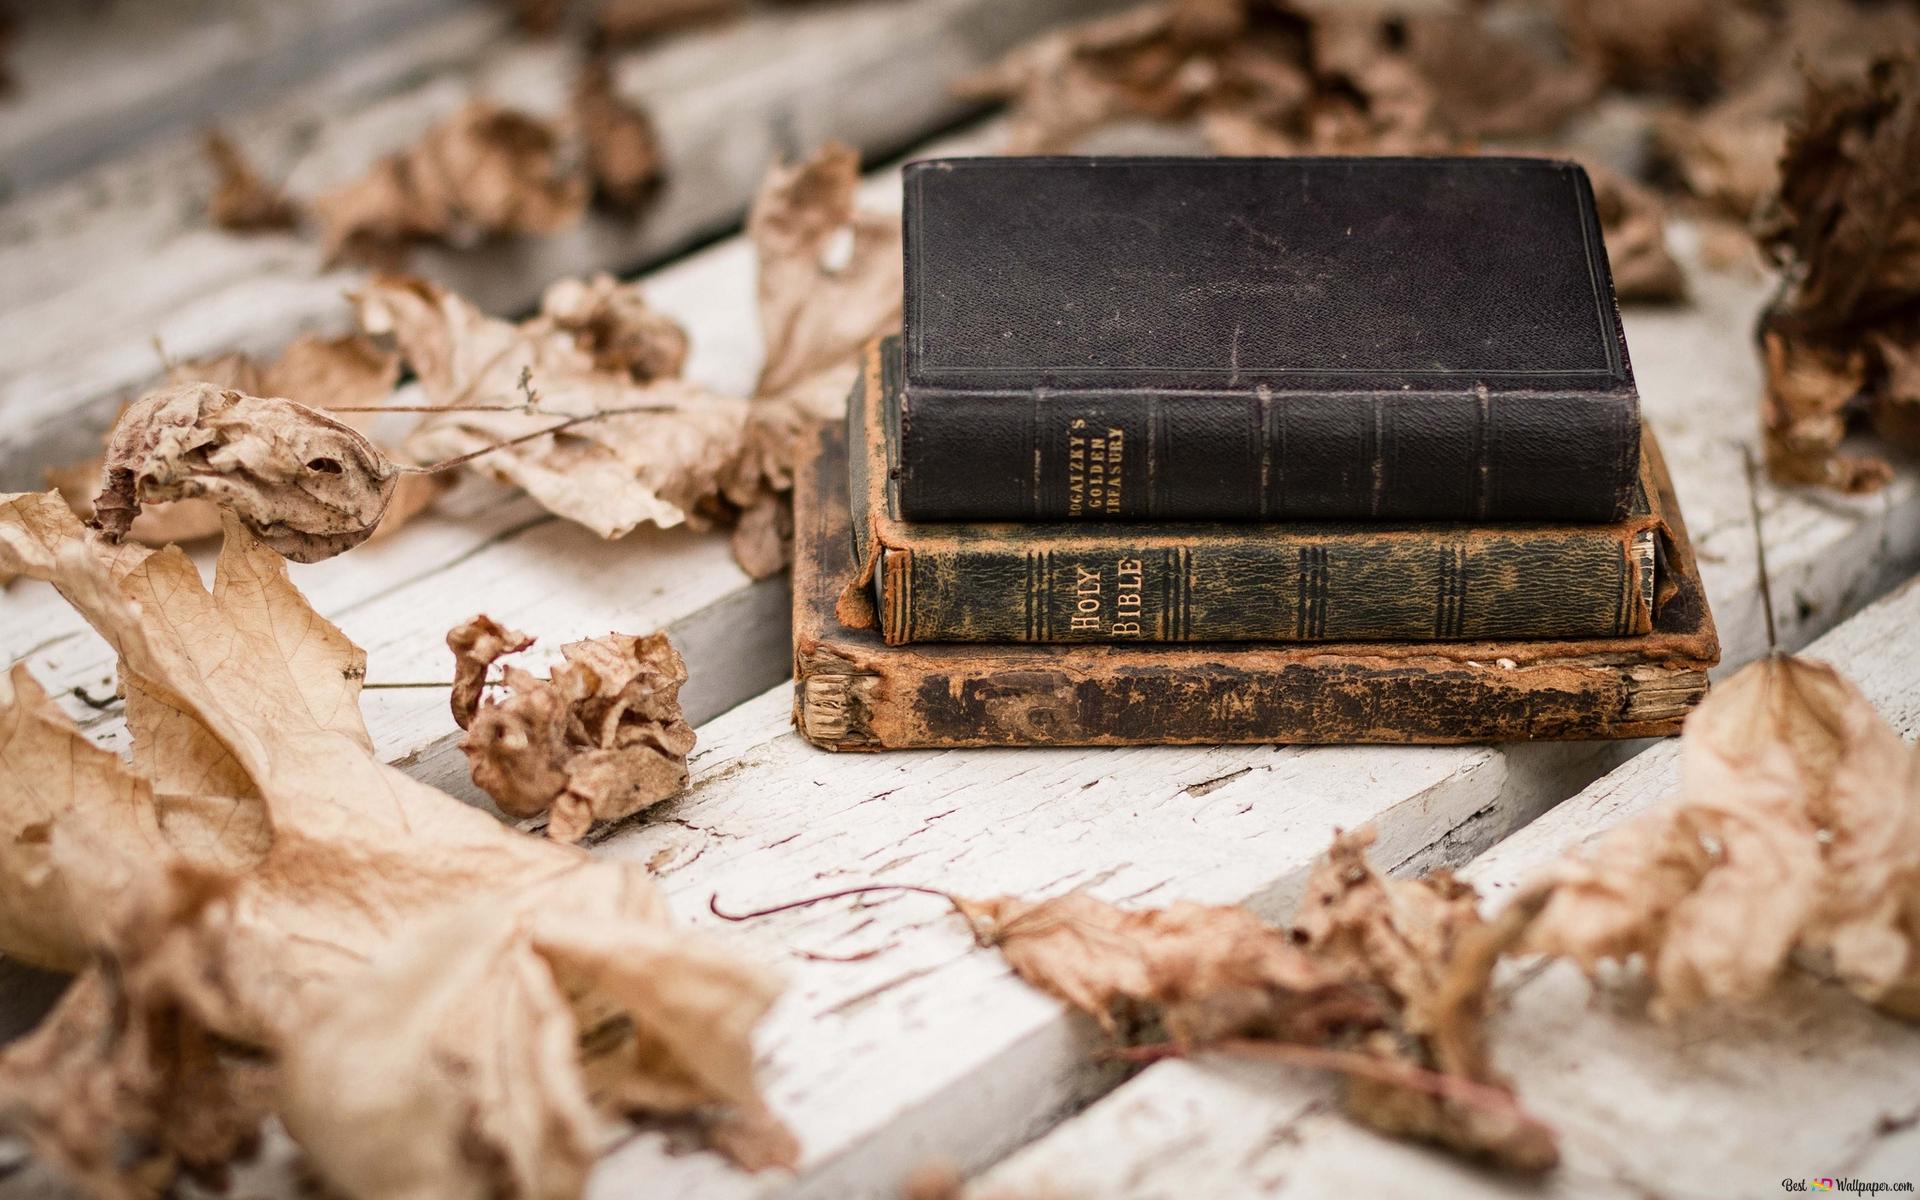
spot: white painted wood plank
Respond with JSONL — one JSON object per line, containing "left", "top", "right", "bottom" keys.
{"left": 0, "top": 0, "right": 486, "bottom": 196}
{"left": 578, "top": 693, "right": 1628, "bottom": 1200}
{"left": 0, "top": 0, "right": 1128, "bottom": 486}
{"left": 0, "top": 137, "right": 918, "bottom": 774}
{"left": 968, "top": 575, "right": 1920, "bottom": 1200}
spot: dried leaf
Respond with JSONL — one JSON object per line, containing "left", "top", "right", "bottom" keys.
{"left": 1558, "top": 0, "right": 1764, "bottom": 100}
{"left": 449, "top": 618, "right": 696, "bottom": 843}
{"left": 574, "top": 57, "right": 665, "bottom": 211}
{"left": 1401, "top": 13, "right": 1598, "bottom": 141}
{"left": 204, "top": 130, "right": 298, "bottom": 233}
{"left": 509, "top": 0, "right": 571, "bottom": 34}
{"left": 1586, "top": 163, "right": 1686, "bottom": 305}
{"left": 360, "top": 274, "right": 755, "bottom": 538}
{"left": 313, "top": 101, "right": 588, "bottom": 265}
{"left": 1759, "top": 55, "right": 1920, "bottom": 491}
{"left": 541, "top": 271, "right": 688, "bottom": 382}
{"left": 47, "top": 455, "right": 224, "bottom": 547}
{"left": 92, "top": 384, "right": 403, "bottom": 563}
{"left": 952, "top": 827, "right": 1554, "bottom": 1171}
{"left": 1290, "top": 829, "right": 1556, "bottom": 1172}
{"left": 47, "top": 334, "right": 406, "bottom": 551}
{"left": 955, "top": 891, "right": 1365, "bottom": 1047}
{"left": 0, "top": 494, "right": 789, "bottom": 1198}
{"left": 748, "top": 141, "right": 902, "bottom": 405}
{"left": 1522, "top": 655, "right": 1920, "bottom": 1021}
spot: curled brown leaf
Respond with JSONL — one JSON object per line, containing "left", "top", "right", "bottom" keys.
{"left": 313, "top": 101, "right": 588, "bottom": 265}
{"left": 913, "top": 826, "right": 1554, "bottom": 1170}
{"left": 748, "top": 140, "right": 902, "bottom": 405}
{"left": 574, "top": 56, "right": 665, "bottom": 211}
{"left": 541, "top": 271, "right": 688, "bottom": 382}
{"left": 448, "top": 617, "right": 697, "bottom": 843}
{"left": 204, "top": 129, "right": 299, "bottom": 233}
{"left": 1758, "top": 55, "right": 1920, "bottom": 491}
{"left": 1521, "top": 654, "right": 1920, "bottom": 1021}
{"left": 0, "top": 494, "right": 789, "bottom": 1198}
{"left": 92, "top": 383, "right": 402, "bottom": 563}
{"left": 359, "top": 273, "right": 755, "bottom": 539}
{"left": 48, "top": 334, "right": 405, "bottom": 550}
{"left": 1586, "top": 164, "right": 1686, "bottom": 305}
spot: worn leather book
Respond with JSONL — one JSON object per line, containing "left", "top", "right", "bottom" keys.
{"left": 899, "top": 156, "right": 1641, "bottom": 523}
{"left": 798, "top": 420, "right": 1718, "bottom": 750}
{"left": 852, "top": 338, "right": 1660, "bottom": 645}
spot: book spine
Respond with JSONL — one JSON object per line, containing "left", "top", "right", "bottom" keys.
{"left": 895, "top": 385, "right": 1641, "bottom": 524}
{"left": 796, "top": 646, "right": 1708, "bottom": 750}
{"left": 879, "top": 524, "right": 1654, "bottom": 645}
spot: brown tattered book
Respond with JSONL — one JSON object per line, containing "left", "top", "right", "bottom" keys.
{"left": 792, "top": 421, "right": 1719, "bottom": 751}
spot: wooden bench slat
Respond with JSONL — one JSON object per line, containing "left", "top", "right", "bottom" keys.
{"left": 966, "top": 575, "right": 1920, "bottom": 1199}
{"left": 0, "top": 0, "right": 1127, "bottom": 488}
{"left": 0, "top": 0, "right": 483, "bottom": 196}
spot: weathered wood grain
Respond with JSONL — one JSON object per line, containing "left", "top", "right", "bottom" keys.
{"left": 0, "top": 0, "right": 1126, "bottom": 487}
{"left": 967, "top": 575, "right": 1920, "bottom": 1200}
{"left": 0, "top": 146, "right": 898, "bottom": 774}
{"left": 0, "top": 0, "right": 484, "bottom": 195}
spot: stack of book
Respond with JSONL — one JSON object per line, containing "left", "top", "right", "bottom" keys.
{"left": 792, "top": 157, "right": 1719, "bottom": 751}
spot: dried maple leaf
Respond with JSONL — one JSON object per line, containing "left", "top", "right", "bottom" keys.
{"left": 939, "top": 828, "right": 1554, "bottom": 1171}
{"left": 167, "top": 331, "right": 403, "bottom": 431}
{"left": 1520, "top": 654, "right": 1920, "bottom": 1022}
{"left": 574, "top": 56, "right": 665, "bottom": 211}
{"left": 953, "top": 891, "right": 1368, "bottom": 1047}
{"left": 203, "top": 129, "right": 299, "bottom": 233}
{"left": 312, "top": 100, "right": 588, "bottom": 265}
{"left": 358, "top": 274, "right": 758, "bottom": 539}
{"left": 541, "top": 271, "right": 688, "bottom": 382}
{"left": 448, "top": 616, "right": 696, "bottom": 843}
{"left": 1758, "top": 55, "right": 1920, "bottom": 491}
{"left": 0, "top": 493, "right": 790, "bottom": 1198}
{"left": 747, "top": 140, "right": 902, "bottom": 407}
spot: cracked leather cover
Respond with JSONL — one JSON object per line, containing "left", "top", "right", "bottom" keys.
{"left": 899, "top": 155, "right": 1641, "bottom": 523}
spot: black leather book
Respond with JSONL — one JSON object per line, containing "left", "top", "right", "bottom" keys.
{"left": 899, "top": 156, "right": 1642, "bottom": 523}
{"left": 850, "top": 339, "right": 1664, "bottom": 645}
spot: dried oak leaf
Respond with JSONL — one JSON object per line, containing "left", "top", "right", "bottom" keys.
{"left": 312, "top": 100, "right": 588, "bottom": 265}
{"left": 448, "top": 616, "right": 696, "bottom": 843}
{"left": 359, "top": 274, "right": 758, "bottom": 539}
{"left": 1521, "top": 655, "right": 1920, "bottom": 1021}
{"left": 91, "top": 383, "right": 403, "bottom": 563}
{"left": 1758, "top": 55, "right": 1920, "bottom": 492}
{"left": 203, "top": 129, "right": 299, "bottom": 233}
{"left": 574, "top": 57, "right": 664, "bottom": 211}
{"left": 0, "top": 493, "right": 789, "bottom": 1199}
